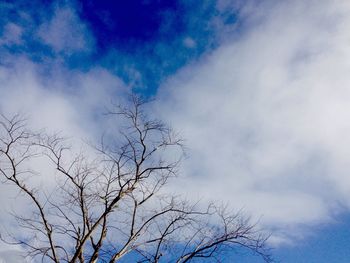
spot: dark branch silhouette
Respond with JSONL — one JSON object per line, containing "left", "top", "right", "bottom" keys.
{"left": 0, "top": 96, "right": 272, "bottom": 262}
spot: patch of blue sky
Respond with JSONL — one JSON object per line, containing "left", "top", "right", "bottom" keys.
{"left": 201, "top": 213, "right": 350, "bottom": 263}
{"left": 76, "top": 0, "right": 238, "bottom": 94}
{"left": 1, "top": 0, "right": 239, "bottom": 94}
{"left": 0, "top": 1, "right": 52, "bottom": 57}
{"left": 274, "top": 213, "right": 350, "bottom": 263}
{"left": 0, "top": 0, "right": 91, "bottom": 69}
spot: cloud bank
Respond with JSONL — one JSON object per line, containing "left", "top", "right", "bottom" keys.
{"left": 157, "top": 0, "right": 350, "bottom": 241}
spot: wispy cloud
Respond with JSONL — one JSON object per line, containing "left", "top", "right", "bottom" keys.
{"left": 37, "top": 5, "right": 93, "bottom": 54}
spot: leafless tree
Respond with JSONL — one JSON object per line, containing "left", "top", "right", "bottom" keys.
{"left": 0, "top": 96, "right": 272, "bottom": 263}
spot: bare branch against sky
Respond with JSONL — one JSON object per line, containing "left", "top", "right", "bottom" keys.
{"left": 2, "top": 1, "right": 350, "bottom": 262}
{"left": 0, "top": 97, "right": 271, "bottom": 262}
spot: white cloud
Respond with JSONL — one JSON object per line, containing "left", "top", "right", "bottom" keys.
{"left": 156, "top": 0, "right": 350, "bottom": 240}
{"left": 0, "top": 58, "right": 125, "bottom": 137}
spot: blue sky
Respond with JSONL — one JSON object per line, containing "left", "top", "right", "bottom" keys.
{"left": 1, "top": 0, "right": 350, "bottom": 262}
{"left": 0, "top": 0, "right": 225, "bottom": 93}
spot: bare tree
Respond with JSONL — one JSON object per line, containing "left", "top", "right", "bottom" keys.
{"left": 0, "top": 96, "right": 272, "bottom": 263}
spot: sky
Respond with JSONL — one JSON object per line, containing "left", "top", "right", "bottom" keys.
{"left": 1, "top": 0, "right": 350, "bottom": 262}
